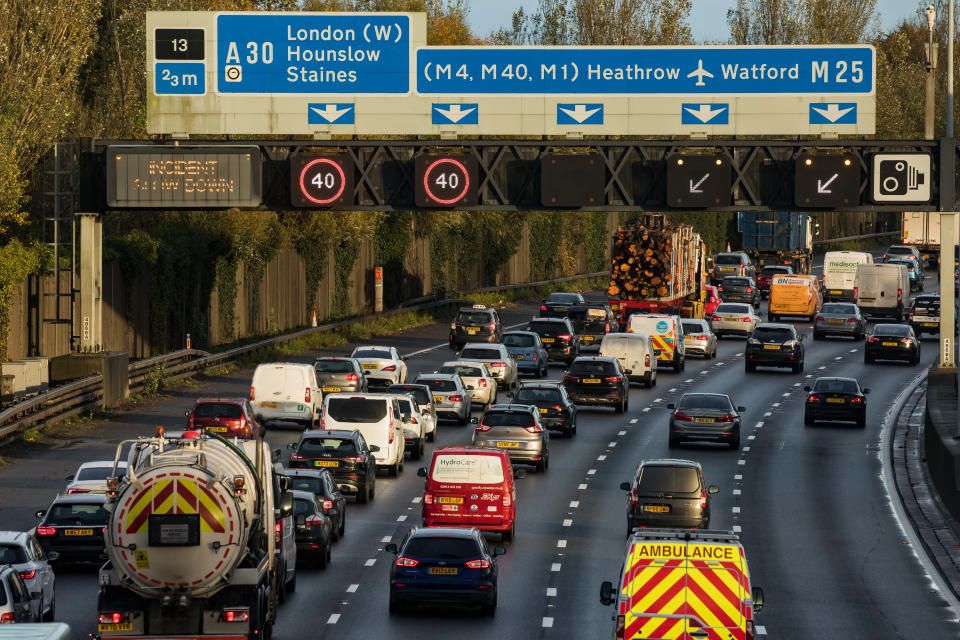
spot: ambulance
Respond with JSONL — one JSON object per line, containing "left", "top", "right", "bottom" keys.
{"left": 625, "top": 314, "right": 685, "bottom": 373}
{"left": 599, "top": 529, "right": 764, "bottom": 640}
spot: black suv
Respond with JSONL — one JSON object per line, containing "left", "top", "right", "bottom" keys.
{"left": 280, "top": 467, "right": 347, "bottom": 540}
{"left": 745, "top": 323, "right": 805, "bottom": 373}
{"left": 539, "top": 292, "right": 586, "bottom": 319}
{"left": 34, "top": 493, "right": 108, "bottom": 564}
{"left": 511, "top": 382, "right": 577, "bottom": 437}
{"left": 567, "top": 304, "right": 618, "bottom": 349}
{"left": 287, "top": 429, "right": 379, "bottom": 504}
{"left": 910, "top": 294, "right": 958, "bottom": 336}
{"left": 527, "top": 317, "right": 580, "bottom": 365}
{"left": 619, "top": 459, "right": 719, "bottom": 534}
{"left": 562, "top": 356, "right": 630, "bottom": 413}
{"left": 711, "top": 252, "right": 756, "bottom": 284}
{"left": 719, "top": 276, "right": 761, "bottom": 307}
{"left": 449, "top": 305, "right": 503, "bottom": 350}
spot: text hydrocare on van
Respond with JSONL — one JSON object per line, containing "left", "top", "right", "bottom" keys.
{"left": 626, "top": 314, "right": 685, "bottom": 372}
{"left": 599, "top": 529, "right": 764, "bottom": 640}
{"left": 822, "top": 251, "right": 873, "bottom": 302}
{"left": 767, "top": 275, "right": 821, "bottom": 322}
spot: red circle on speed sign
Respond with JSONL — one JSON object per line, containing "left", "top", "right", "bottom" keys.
{"left": 298, "top": 158, "right": 347, "bottom": 205}
{"left": 423, "top": 158, "right": 470, "bottom": 206}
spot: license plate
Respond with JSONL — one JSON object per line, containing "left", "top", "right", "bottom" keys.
{"left": 98, "top": 623, "right": 133, "bottom": 633}
{"left": 583, "top": 378, "right": 601, "bottom": 383}
{"left": 429, "top": 567, "right": 459, "bottom": 575}
{"left": 515, "top": 354, "right": 525, "bottom": 359}
{"left": 467, "top": 328, "right": 479, "bottom": 334}
{"left": 582, "top": 336, "right": 594, "bottom": 342}
{"left": 643, "top": 505, "right": 670, "bottom": 513}
{"left": 65, "top": 528, "right": 93, "bottom": 536}
{"left": 826, "top": 398, "right": 846, "bottom": 404}
{"left": 437, "top": 496, "right": 463, "bottom": 504}
{"left": 260, "top": 402, "right": 278, "bottom": 408}
{"left": 362, "top": 363, "right": 378, "bottom": 369}
{"left": 763, "top": 344, "right": 781, "bottom": 350}
{"left": 828, "top": 318, "right": 843, "bottom": 323}
{"left": 322, "top": 386, "right": 341, "bottom": 392}
{"left": 541, "top": 337, "right": 555, "bottom": 343}
{"left": 830, "top": 290, "right": 842, "bottom": 294}
{"left": 314, "top": 460, "right": 339, "bottom": 467}
{"left": 207, "top": 426, "right": 228, "bottom": 432}
{"left": 719, "top": 267, "right": 733, "bottom": 271}
{"left": 539, "top": 408, "right": 548, "bottom": 413}
{"left": 694, "top": 417, "right": 714, "bottom": 423}
{"left": 923, "top": 322, "right": 938, "bottom": 327}
{"left": 496, "top": 441, "right": 520, "bottom": 448}
{"left": 554, "top": 307, "right": 567, "bottom": 312}
{"left": 882, "top": 341, "right": 898, "bottom": 346}
{"left": 433, "top": 395, "right": 444, "bottom": 403}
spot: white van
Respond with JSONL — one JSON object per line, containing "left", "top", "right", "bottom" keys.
{"left": 624, "top": 314, "right": 685, "bottom": 372}
{"left": 250, "top": 362, "right": 321, "bottom": 427}
{"left": 320, "top": 393, "right": 405, "bottom": 476}
{"left": 823, "top": 251, "right": 873, "bottom": 302}
{"left": 855, "top": 263, "right": 910, "bottom": 320}
{"left": 598, "top": 333, "right": 658, "bottom": 387}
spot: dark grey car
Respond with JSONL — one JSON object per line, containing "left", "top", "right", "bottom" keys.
{"left": 667, "top": 393, "right": 746, "bottom": 449}
{"left": 719, "top": 276, "right": 761, "bottom": 307}
{"left": 813, "top": 302, "right": 866, "bottom": 340}
{"left": 313, "top": 357, "right": 367, "bottom": 394}
{"left": 470, "top": 404, "right": 550, "bottom": 473}
{"left": 619, "top": 459, "right": 719, "bottom": 533}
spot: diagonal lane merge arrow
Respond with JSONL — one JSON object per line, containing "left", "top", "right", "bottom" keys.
{"left": 689, "top": 173, "right": 710, "bottom": 193}
{"left": 817, "top": 173, "right": 839, "bottom": 193}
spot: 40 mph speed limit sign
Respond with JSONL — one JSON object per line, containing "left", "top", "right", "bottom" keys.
{"left": 290, "top": 153, "right": 354, "bottom": 208}
{"left": 415, "top": 154, "right": 478, "bottom": 207}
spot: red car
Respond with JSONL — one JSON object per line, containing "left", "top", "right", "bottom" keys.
{"left": 703, "top": 285, "right": 722, "bottom": 319}
{"left": 186, "top": 397, "right": 261, "bottom": 439}
{"left": 756, "top": 265, "right": 794, "bottom": 298}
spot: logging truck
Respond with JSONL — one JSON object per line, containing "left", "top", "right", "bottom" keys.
{"left": 607, "top": 217, "right": 707, "bottom": 328}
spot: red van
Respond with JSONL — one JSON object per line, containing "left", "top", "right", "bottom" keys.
{"left": 417, "top": 447, "right": 518, "bottom": 542}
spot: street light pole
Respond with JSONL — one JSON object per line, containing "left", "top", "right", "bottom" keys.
{"left": 949, "top": 0, "right": 955, "bottom": 137}
{"left": 927, "top": 5, "right": 938, "bottom": 140}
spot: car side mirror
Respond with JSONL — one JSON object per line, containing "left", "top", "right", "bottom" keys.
{"left": 286, "top": 442, "right": 297, "bottom": 450}
{"left": 803, "top": 386, "right": 811, "bottom": 392}
{"left": 708, "top": 485, "right": 720, "bottom": 494}
{"left": 278, "top": 476, "right": 291, "bottom": 492}
{"left": 385, "top": 543, "right": 398, "bottom": 554}
{"left": 417, "top": 468, "right": 427, "bottom": 477}
{"left": 666, "top": 403, "right": 675, "bottom": 410}
{"left": 600, "top": 581, "right": 616, "bottom": 606}
{"left": 401, "top": 356, "right": 408, "bottom": 361}
{"left": 35, "top": 510, "right": 46, "bottom": 519}
{"left": 326, "top": 508, "right": 338, "bottom": 517}
{"left": 467, "top": 385, "right": 475, "bottom": 390}
{"left": 279, "top": 493, "right": 294, "bottom": 516}
{"left": 46, "top": 551, "right": 59, "bottom": 562}
{"left": 362, "top": 370, "right": 371, "bottom": 375}
{"left": 369, "top": 445, "right": 380, "bottom": 452}
{"left": 863, "top": 388, "right": 870, "bottom": 394}
{"left": 624, "top": 369, "right": 633, "bottom": 374}
{"left": 65, "top": 475, "right": 74, "bottom": 482}
{"left": 469, "top": 417, "right": 479, "bottom": 424}
{"left": 737, "top": 406, "right": 746, "bottom": 412}
{"left": 184, "top": 410, "right": 190, "bottom": 417}
{"left": 752, "top": 586, "right": 764, "bottom": 612}
{"left": 514, "top": 468, "right": 528, "bottom": 479}
{"left": 619, "top": 482, "right": 631, "bottom": 491}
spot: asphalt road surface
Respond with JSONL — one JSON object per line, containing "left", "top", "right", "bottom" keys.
{"left": 0, "top": 262, "right": 952, "bottom": 639}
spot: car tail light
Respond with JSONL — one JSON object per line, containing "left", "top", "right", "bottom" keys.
{"left": 718, "top": 286, "right": 724, "bottom": 291}
{"left": 532, "top": 353, "right": 538, "bottom": 361}
{"left": 36, "top": 526, "right": 55, "bottom": 536}
{"left": 275, "top": 521, "right": 282, "bottom": 546}
{"left": 250, "top": 386, "right": 255, "bottom": 401}
{"left": 493, "top": 362, "right": 506, "bottom": 368}
{"left": 410, "top": 416, "right": 418, "bottom": 424}
{"left": 615, "top": 614, "right": 626, "bottom": 640}
{"left": 716, "top": 414, "right": 736, "bottom": 423}
{"left": 897, "top": 288, "right": 902, "bottom": 302}
{"left": 475, "top": 424, "right": 491, "bottom": 432}
{"left": 489, "top": 322, "right": 496, "bottom": 332}
{"left": 18, "top": 569, "right": 35, "bottom": 580}
{"left": 699, "top": 491, "right": 708, "bottom": 509}
{"left": 187, "top": 414, "right": 195, "bottom": 428}
{"left": 346, "top": 373, "right": 359, "bottom": 382}
{"left": 305, "top": 387, "right": 311, "bottom": 403}
{"left": 99, "top": 613, "right": 129, "bottom": 624}
{"left": 868, "top": 336, "right": 879, "bottom": 343}
{"left": 563, "top": 375, "right": 577, "bottom": 383}
{"left": 395, "top": 556, "right": 420, "bottom": 567}
{"left": 851, "top": 397, "right": 864, "bottom": 404}
{"left": 525, "top": 424, "right": 543, "bottom": 433}
{"left": 908, "top": 310, "right": 915, "bottom": 320}
{"left": 322, "top": 498, "right": 333, "bottom": 511}
{"left": 558, "top": 334, "right": 572, "bottom": 341}
{"left": 847, "top": 317, "right": 859, "bottom": 323}
{"left": 305, "top": 515, "right": 323, "bottom": 527}
{"left": 807, "top": 395, "right": 820, "bottom": 403}
{"left": 741, "top": 317, "right": 751, "bottom": 322}
{"left": 388, "top": 426, "right": 395, "bottom": 444}
{"left": 628, "top": 489, "right": 638, "bottom": 505}
{"left": 346, "top": 456, "right": 366, "bottom": 463}
{"left": 696, "top": 335, "right": 708, "bottom": 341}
{"left": 746, "top": 287, "right": 753, "bottom": 293}
{"left": 465, "top": 558, "right": 490, "bottom": 569}
{"left": 478, "top": 379, "right": 487, "bottom": 388}
{"left": 605, "top": 322, "right": 611, "bottom": 333}
{"left": 605, "top": 376, "right": 622, "bottom": 383}
{"left": 221, "top": 608, "right": 250, "bottom": 623}
{"left": 383, "top": 365, "right": 397, "bottom": 372}
{"left": 645, "top": 354, "right": 650, "bottom": 367}
{"left": 67, "top": 488, "right": 90, "bottom": 494}
{"left": 450, "top": 394, "right": 464, "bottom": 402}
{"left": 0, "top": 612, "right": 13, "bottom": 623}
{"left": 290, "top": 454, "right": 303, "bottom": 461}
{"left": 815, "top": 315, "right": 824, "bottom": 323}
{"left": 903, "top": 338, "right": 914, "bottom": 346}
{"left": 450, "top": 321, "right": 456, "bottom": 330}
{"left": 673, "top": 412, "right": 692, "bottom": 421}
{"left": 551, "top": 405, "right": 563, "bottom": 412}
{"left": 233, "top": 418, "right": 246, "bottom": 432}
{"left": 424, "top": 492, "right": 434, "bottom": 505}
{"left": 627, "top": 325, "right": 633, "bottom": 333}
{"left": 540, "top": 305, "right": 548, "bottom": 311}
{"left": 502, "top": 493, "right": 512, "bottom": 507}
{"left": 853, "top": 286, "right": 858, "bottom": 303}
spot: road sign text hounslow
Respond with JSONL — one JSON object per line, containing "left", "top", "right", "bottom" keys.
{"left": 415, "top": 154, "right": 477, "bottom": 207}
{"left": 666, "top": 154, "right": 731, "bottom": 208}
{"left": 290, "top": 153, "right": 354, "bottom": 207}
{"left": 794, "top": 153, "right": 860, "bottom": 208}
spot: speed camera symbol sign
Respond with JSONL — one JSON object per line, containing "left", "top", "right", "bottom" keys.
{"left": 871, "top": 153, "right": 932, "bottom": 203}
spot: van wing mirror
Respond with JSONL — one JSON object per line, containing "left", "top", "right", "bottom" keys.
{"left": 286, "top": 442, "right": 297, "bottom": 450}
{"left": 417, "top": 468, "right": 427, "bottom": 477}
{"left": 369, "top": 445, "right": 380, "bottom": 452}
{"left": 493, "top": 546, "right": 507, "bottom": 557}
{"left": 707, "top": 485, "right": 720, "bottom": 494}
{"left": 600, "top": 581, "right": 616, "bottom": 606}
{"left": 666, "top": 403, "right": 675, "bottom": 410}
{"left": 863, "top": 388, "right": 870, "bottom": 394}
{"left": 737, "top": 406, "right": 746, "bottom": 412}
{"left": 751, "top": 587, "right": 764, "bottom": 612}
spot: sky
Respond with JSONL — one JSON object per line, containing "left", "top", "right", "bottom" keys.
{"left": 466, "top": 0, "right": 921, "bottom": 42}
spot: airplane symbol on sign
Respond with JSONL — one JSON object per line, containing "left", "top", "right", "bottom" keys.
{"left": 817, "top": 173, "right": 839, "bottom": 193}
{"left": 687, "top": 59, "right": 714, "bottom": 86}
{"left": 689, "top": 173, "right": 710, "bottom": 193}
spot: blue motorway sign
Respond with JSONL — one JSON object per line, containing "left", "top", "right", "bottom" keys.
{"left": 216, "top": 14, "right": 410, "bottom": 94}
{"left": 809, "top": 102, "right": 857, "bottom": 124}
{"left": 155, "top": 62, "right": 205, "bottom": 95}
{"left": 417, "top": 46, "right": 873, "bottom": 95}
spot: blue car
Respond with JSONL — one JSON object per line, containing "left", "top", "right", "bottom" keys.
{"left": 886, "top": 257, "right": 924, "bottom": 292}
{"left": 501, "top": 331, "right": 548, "bottom": 377}
{"left": 386, "top": 527, "right": 505, "bottom": 616}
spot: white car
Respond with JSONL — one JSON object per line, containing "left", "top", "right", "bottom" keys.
{"left": 0, "top": 531, "right": 55, "bottom": 620}
{"left": 65, "top": 460, "right": 127, "bottom": 494}
{"left": 710, "top": 303, "right": 761, "bottom": 338}
{"left": 387, "top": 383, "right": 437, "bottom": 442}
{"left": 456, "top": 343, "right": 519, "bottom": 392}
{"left": 320, "top": 393, "right": 406, "bottom": 476}
{"left": 351, "top": 346, "right": 408, "bottom": 388}
{"left": 438, "top": 360, "right": 497, "bottom": 409}
{"left": 393, "top": 394, "right": 427, "bottom": 460}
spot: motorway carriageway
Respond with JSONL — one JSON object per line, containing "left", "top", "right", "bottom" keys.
{"left": 0, "top": 259, "right": 954, "bottom": 639}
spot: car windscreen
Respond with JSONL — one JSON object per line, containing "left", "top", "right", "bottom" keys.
{"left": 568, "top": 361, "right": 615, "bottom": 376}
{"left": 47, "top": 503, "right": 109, "bottom": 525}
{"left": 714, "top": 254, "right": 742, "bottom": 265}
{"left": 481, "top": 412, "right": 535, "bottom": 427}
{"left": 681, "top": 322, "right": 705, "bottom": 335}
{"left": 193, "top": 402, "right": 243, "bottom": 419}
{"left": 389, "top": 386, "right": 430, "bottom": 406}
{"left": 0, "top": 545, "right": 28, "bottom": 564}
{"left": 821, "top": 303, "right": 858, "bottom": 315}
{"left": 459, "top": 348, "right": 502, "bottom": 360}
{"left": 913, "top": 298, "right": 939, "bottom": 311}
{"left": 873, "top": 324, "right": 910, "bottom": 337}
{"left": 547, "top": 293, "right": 581, "bottom": 304}
{"left": 418, "top": 379, "right": 457, "bottom": 392}
{"left": 569, "top": 307, "right": 608, "bottom": 332}
{"left": 715, "top": 304, "right": 749, "bottom": 314}
{"left": 723, "top": 278, "right": 751, "bottom": 287}
{"left": 397, "top": 399, "right": 415, "bottom": 420}
{"left": 813, "top": 379, "right": 859, "bottom": 394}
{"left": 325, "top": 397, "right": 387, "bottom": 423}
{"left": 761, "top": 266, "right": 791, "bottom": 275}
{"left": 76, "top": 466, "right": 116, "bottom": 481}
{"left": 502, "top": 333, "right": 535, "bottom": 348}
{"left": 886, "top": 247, "right": 913, "bottom": 255}
{"left": 299, "top": 438, "right": 358, "bottom": 457}
{"left": 529, "top": 321, "right": 564, "bottom": 334}
{"left": 515, "top": 388, "right": 562, "bottom": 403}
{"left": 887, "top": 260, "right": 915, "bottom": 269}
{"left": 293, "top": 498, "right": 315, "bottom": 518}
{"left": 430, "top": 454, "right": 504, "bottom": 484}
{"left": 637, "top": 466, "right": 701, "bottom": 493}
{"left": 676, "top": 395, "right": 732, "bottom": 411}
{"left": 288, "top": 477, "right": 324, "bottom": 495}
{"left": 440, "top": 365, "right": 484, "bottom": 377}
{"left": 752, "top": 327, "right": 794, "bottom": 342}
{"left": 314, "top": 359, "right": 356, "bottom": 373}
{"left": 457, "top": 312, "right": 492, "bottom": 324}
{"left": 403, "top": 537, "right": 481, "bottom": 559}
{"left": 353, "top": 348, "right": 391, "bottom": 359}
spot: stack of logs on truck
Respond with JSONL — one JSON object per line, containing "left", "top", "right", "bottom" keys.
{"left": 607, "top": 215, "right": 707, "bottom": 327}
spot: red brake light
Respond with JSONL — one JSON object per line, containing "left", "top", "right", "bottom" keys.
{"left": 531, "top": 353, "right": 538, "bottom": 361}
{"left": 465, "top": 558, "right": 490, "bottom": 569}
{"left": 629, "top": 489, "right": 638, "bottom": 505}
{"left": 604, "top": 376, "right": 622, "bottom": 383}
{"left": 395, "top": 556, "right": 420, "bottom": 567}
{"left": 741, "top": 316, "right": 751, "bottom": 322}
{"left": 346, "top": 373, "right": 359, "bottom": 382}
{"left": 746, "top": 287, "right": 753, "bottom": 293}
{"left": 67, "top": 488, "right": 90, "bottom": 494}
{"left": 502, "top": 493, "right": 511, "bottom": 507}
{"left": 696, "top": 335, "right": 708, "bottom": 341}
{"left": 551, "top": 405, "right": 563, "bottom": 412}
{"left": 383, "top": 365, "right": 397, "bottom": 372}
{"left": 699, "top": 491, "right": 708, "bottom": 509}
{"left": 36, "top": 526, "right": 55, "bottom": 536}
{"left": 853, "top": 286, "right": 858, "bottom": 302}
{"left": 558, "top": 334, "right": 572, "bottom": 341}
{"left": 475, "top": 424, "right": 491, "bottom": 432}
{"left": 489, "top": 322, "right": 496, "bottom": 332}
{"left": 716, "top": 414, "right": 735, "bottom": 423}
{"left": 605, "top": 322, "right": 611, "bottom": 333}
{"left": 615, "top": 614, "right": 626, "bottom": 640}
{"left": 525, "top": 424, "right": 543, "bottom": 433}
{"left": 305, "top": 387, "right": 311, "bottom": 403}
{"left": 673, "top": 412, "right": 693, "bottom": 421}
{"left": 563, "top": 375, "right": 577, "bottom": 382}
{"left": 424, "top": 492, "right": 434, "bottom": 505}
{"left": 449, "top": 394, "right": 464, "bottom": 402}
{"left": 492, "top": 362, "right": 506, "bottom": 368}
{"left": 897, "top": 288, "right": 902, "bottom": 301}
{"left": 807, "top": 394, "right": 820, "bottom": 403}
{"left": 18, "top": 569, "right": 35, "bottom": 580}
{"left": 250, "top": 386, "right": 255, "bottom": 402}
{"left": 290, "top": 454, "right": 304, "bottom": 460}
{"left": 322, "top": 498, "right": 333, "bottom": 511}
{"left": 275, "top": 521, "right": 282, "bottom": 546}
{"left": 478, "top": 379, "right": 487, "bottom": 388}
{"left": 815, "top": 315, "right": 824, "bottom": 323}
{"left": 99, "top": 613, "right": 128, "bottom": 624}
{"left": 847, "top": 317, "right": 858, "bottom": 323}
{"left": 388, "top": 425, "right": 395, "bottom": 444}
{"left": 221, "top": 609, "right": 250, "bottom": 623}
{"left": 851, "top": 397, "right": 864, "bottom": 404}
{"left": 1, "top": 612, "right": 14, "bottom": 623}
{"left": 868, "top": 336, "right": 879, "bottom": 342}
{"left": 645, "top": 354, "right": 650, "bottom": 367}
{"left": 540, "top": 305, "right": 547, "bottom": 311}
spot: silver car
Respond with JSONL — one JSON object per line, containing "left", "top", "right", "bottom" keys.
{"left": 710, "top": 303, "right": 761, "bottom": 338}
{"left": 813, "top": 302, "right": 866, "bottom": 340}
{"left": 0, "top": 531, "right": 55, "bottom": 620}
{"left": 65, "top": 460, "right": 128, "bottom": 494}
{"left": 0, "top": 564, "right": 41, "bottom": 623}
{"left": 439, "top": 361, "right": 497, "bottom": 409}
{"left": 414, "top": 374, "right": 471, "bottom": 425}
{"left": 681, "top": 319, "right": 718, "bottom": 358}
{"left": 470, "top": 404, "right": 550, "bottom": 473}
{"left": 350, "top": 346, "right": 408, "bottom": 388}
{"left": 457, "top": 343, "right": 519, "bottom": 392}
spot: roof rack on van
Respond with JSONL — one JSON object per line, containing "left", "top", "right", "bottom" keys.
{"left": 628, "top": 528, "right": 742, "bottom": 544}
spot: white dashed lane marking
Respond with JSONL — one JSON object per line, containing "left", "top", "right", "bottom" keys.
{"left": 411, "top": 497, "right": 422, "bottom": 503}
{"left": 764, "top": 412, "right": 772, "bottom": 417}
{"left": 569, "top": 501, "right": 580, "bottom": 508}
{"left": 743, "top": 446, "right": 751, "bottom": 452}
{"left": 597, "top": 455, "right": 607, "bottom": 461}
{"left": 557, "top": 539, "right": 567, "bottom": 548}
{"left": 630, "top": 418, "right": 639, "bottom": 423}
{"left": 543, "top": 617, "right": 555, "bottom": 628}
{"left": 732, "top": 507, "right": 741, "bottom": 513}
{"left": 609, "top": 441, "right": 618, "bottom": 447}
{"left": 364, "top": 559, "right": 376, "bottom": 567}
{"left": 587, "top": 469, "right": 597, "bottom": 475}
{"left": 551, "top": 563, "right": 562, "bottom": 572}
{"left": 737, "top": 459, "right": 746, "bottom": 466}
{"left": 734, "top": 474, "right": 742, "bottom": 480}
{"left": 563, "top": 519, "right": 573, "bottom": 527}
{"left": 685, "top": 378, "right": 694, "bottom": 383}
{"left": 732, "top": 525, "right": 742, "bottom": 533}
{"left": 381, "top": 536, "right": 392, "bottom": 543}
{"left": 733, "top": 489, "right": 742, "bottom": 495}
{"left": 618, "top": 430, "right": 627, "bottom": 436}
{"left": 327, "top": 614, "right": 341, "bottom": 624}
{"left": 577, "top": 483, "right": 588, "bottom": 490}
{"left": 546, "top": 588, "right": 557, "bottom": 597}
{"left": 396, "top": 515, "right": 407, "bottom": 522}
{"left": 757, "top": 625, "right": 767, "bottom": 635}
{"left": 754, "top": 421, "right": 764, "bottom": 429}
{"left": 668, "top": 388, "right": 677, "bottom": 392}
{"left": 347, "top": 584, "right": 359, "bottom": 593}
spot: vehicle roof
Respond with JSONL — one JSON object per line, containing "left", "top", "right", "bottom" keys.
{"left": 325, "top": 392, "right": 396, "bottom": 400}
{"left": 280, "top": 467, "right": 328, "bottom": 479}
{"left": 571, "top": 356, "right": 618, "bottom": 364}
{"left": 441, "top": 360, "right": 489, "bottom": 369}
{"left": 302, "top": 429, "right": 361, "bottom": 439}
{"left": 486, "top": 404, "right": 537, "bottom": 412}
{"left": 640, "top": 458, "right": 702, "bottom": 469}
{"left": 388, "top": 383, "right": 430, "bottom": 389}
{"left": 289, "top": 489, "right": 319, "bottom": 501}
{"left": 255, "top": 362, "right": 313, "bottom": 368}
{"left": 50, "top": 493, "right": 108, "bottom": 505}
{"left": 414, "top": 373, "right": 461, "bottom": 381}
{"left": 529, "top": 317, "right": 568, "bottom": 323}
{"left": 0, "top": 531, "right": 29, "bottom": 545}
{"left": 432, "top": 446, "right": 509, "bottom": 458}
{"left": 458, "top": 306, "right": 493, "bottom": 313}
{"left": 193, "top": 397, "right": 246, "bottom": 405}
{"left": 678, "top": 392, "right": 732, "bottom": 400}
{"left": 460, "top": 343, "right": 506, "bottom": 350}
{"left": 754, "top": 322, "right": 796, "bottom": 330}
{"left": 812, "top": 376, "right": 858, "bottom": 384}
{"left": 313, "top": 356, "right": 357, "bottom": 362}
{"left": 76, "top": 460, "right": 127, "bottom": 469}
{"left": 517, "top": 381, "right": 562, "bottom": 389}
{"left": 873, "top": 323, "right": 911, "bottom": 332}
{"left": 352, "top": 345, "right": 394, "bottom": 352}
{"left": 407, "top": 526, "right": 479, "bottom": 540}
{"left": 503, "top": 330, "right": 539, "bottom": 336}
{"left": 715, "top": 252, "right": 746, "bottom": 257}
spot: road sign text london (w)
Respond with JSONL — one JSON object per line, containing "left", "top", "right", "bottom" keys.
{"left": 147, "top": 11, "right": 875, "bottom": 137}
